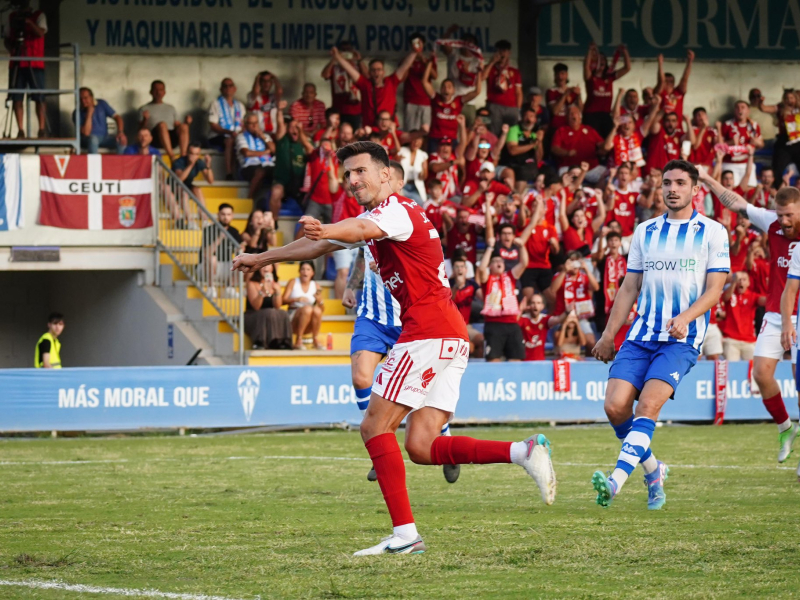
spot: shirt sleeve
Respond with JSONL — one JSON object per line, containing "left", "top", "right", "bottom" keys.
{"left": 626, "top": 227, "right": 644, "bottom": 272}
{"left": 36, "top": 12, "right": 47, "bottom": 32}
{"left": 208, "top": 101, "right": 220, "bottom": 124}
{"left": 745, "top": 204, "right": 777, "bottom": 232}
{"left": 788, "top": 243, "right": 800, "bottom": 280}
{"left": 235, "top": 133, "right": 247, "bottom": 153}
{"left": 38, "top": 339, "right": 51, "bottom": 356}
{"left": 706, "top": 223, "right": 731, "bottom": 273}
{"left": 506, "top": 125, "right": 521, "bottom": 144}
{"left": 360, "top": 198, "right": 414, "bottom": 242}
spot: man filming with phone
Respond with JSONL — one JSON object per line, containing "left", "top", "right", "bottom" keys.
{"left": 4, "top": 0, "right": 47, "bottom": 138}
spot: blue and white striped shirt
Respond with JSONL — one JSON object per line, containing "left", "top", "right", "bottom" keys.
{"left": 626, "top": 211, "right": 730, "bottom": 350}
{"left": 358, "top": 245, "right": 402, "bottom": 327}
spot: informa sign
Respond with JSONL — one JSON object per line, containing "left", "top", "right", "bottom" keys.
{"left": 0, "top": 361, "right": 795, "bottom": 432}
{"left": 538, "top": 0, "right": 800, "bottom": 61}
{"left": 60, "top": 0, "right": 518, "bottom": 56}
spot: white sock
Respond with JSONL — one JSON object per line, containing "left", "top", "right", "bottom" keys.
{"left": 440, "top": 423, "right": 451, "bottom": 436}
{"left": 360, "top": 407, "right": 368, "bottom": 418}
{"left": 509, "top": 441, "right": 529, "bottom": 466}
{"left": 610, "top": 467, "right": 629, "bottom": 488}
{"left": 778, "top": 418, "right": 792, "bottom": 433}
{"left": 641, "top": 454, "right": 659, "bottom": 475}
{"left": 394, "top": 523, "right": 418, "bottom": 541}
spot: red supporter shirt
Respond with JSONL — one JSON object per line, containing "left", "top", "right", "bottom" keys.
{"left": 554, "top": 272, "right": 594, "bottom": 318}
{"left": 552, "top": 125, "right": 603, "bottom": 169}
{"left": 465, "top": 153, "right": 494, "bottom": 182}
{"left": 690, "top": 127, "right": 718, "bottom": 167}
{"left": 612, "top": 132, "right": 645, "bottom": 168}
{"left": 424, "top": 199, "right": 458, "bottom": 234}
{"left": 621, "top": 105, "right": 644, "bottom": 129}
{"left": 428, "top": 153, "right": 460, "bottom": 200}
{"left": 546, "top": 87, "right": 579, "bottom": 130}
{"left": 356, "top": 73, "right": 400, "bottom": 126}
{"left": 332, "top": 188, "right": 362, "bottom": 223}
{"left": 377, "top": 129, "right": 401, "bottom": 157}
{"left": 404, "top": 56, "right": 434, "bottom": 106}
{"left": 721, "top": 291, "right": 759, "bottom": 343}
{"left": 446, "top": 224, "right": 479, "bottom": 264}
{"left": 563, "top": 226, "right": 593, "bottom": 253}
{"left": 486, "top": 64, "right": 521, "bottom": 108}
{"left": 328, "top": 63, "right": 361, "bottom": 116}
{"left": 525, "top": 223, "right": 558, "bottom": 269}
{"left": 659, "top": 87, "right": 685, "bottom": 120}
{"left": 289, "top": 99, "right": 326, "bottom": 133}
{"left": 462, "top": 179, "right": 512, "bottom": 215}
{"left": 429, "top": 94, "right": 463, "bottom": 141}
{"left": 520, "top": 314, "right": 550, "bottom": 361}
{"left": 305, "top": 149, "right": 337, "bottom": 206}
{"left": 450, "top": 279, "right": 479, "bottom": 324}
{"left": 357, "top": 194, "right": 468, "bottom": 343}
{"left": 584, "top": 74, "right": 617, "bottom": 114}
{"left": 606, "top": 187, "right": 638, "bottom": 236}
{"left": 645, "top": 127, "right": 683, "bottom": 173}
{"left": 721, "top": 119, "right": 761, "bottom": 162}
{"left": 729, "top": 229, "right": 758, "bottom": 273}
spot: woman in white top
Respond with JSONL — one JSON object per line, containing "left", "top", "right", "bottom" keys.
{"left": 397, "top": 136, "right": 428, "bottom": 204}
{"left": 282, "top": 260, "right": 325, "bottom": 349}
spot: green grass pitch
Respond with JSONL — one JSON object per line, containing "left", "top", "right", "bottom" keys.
{"left": 1, "top": 424, "right": 800, "bottom": 599}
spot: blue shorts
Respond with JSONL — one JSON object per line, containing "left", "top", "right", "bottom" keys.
{"left": 608, "top": 340, "right": 699, "bottom": 398}
{"left": 350, "top": 316, "right": 402, "bottom": 356}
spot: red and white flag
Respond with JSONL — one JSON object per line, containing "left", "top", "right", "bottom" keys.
{"left": 39, "top": 155, "right": 153, "bottom": 229}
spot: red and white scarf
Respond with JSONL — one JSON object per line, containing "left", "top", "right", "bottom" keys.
{"left": 604, "top": 255, "right": 627, "bottom": 314}
{"left": 481, "top": 272, "right": 519, "bottom": 317}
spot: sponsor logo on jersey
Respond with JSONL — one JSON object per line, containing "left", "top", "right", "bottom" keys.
{"left": 646, "top": 222, "right": 659, "bottom": 233}
{"left": 383, "top": 272, "right": 404, "bottom": 291}
{"left": 644, "top": 258, "right": 697, "bottom": 272}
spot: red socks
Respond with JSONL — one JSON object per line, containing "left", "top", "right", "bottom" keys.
{"left": 763, "top": 392, "right": 790, "bottom": 424}
{"left": 429, "top": 436, "right": 512, "bottom": 465}
{"left": 365, "top": 433, "right": 414, "bottom": 527}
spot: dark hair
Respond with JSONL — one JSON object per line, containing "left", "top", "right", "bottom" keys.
{"left": 442, "top": 78, "right": 455, "bottom": 87}
{"left": 368, "top": 58, "right": 384, "bottom": 69}
{"left": 664, "top": 111, "right": 678, "bottom": 120}
{"left": 662, "top": 159, "right": 699, "bottom": 185}
{"left": 553, "top": 63, "right": 568, "bottom": 73}
{"left": 721, "top": 170, "right": 734, "bottom": 179}
{"left": 606, "top": 231, "right": 622, "bottom": 242}
{"left": 498, "top": 223, "right": 516, "bottom": 235}
{"left": 150, "top": 79, "right": 165, "bottom": 91}
{"left": 494, "top": 39, "right": 512, "bottom": 51}
{"left": 250, "top": 263, "right": 276, "bottom": 283}
{"left": 462, "top": 32, "right": 477, "bottom": 45}
{"left": 48, "top": 312, "right": 64, "bottom": 324}
{"left": 452, "top": 257, "right": 467, "bottom": 266}
{"left": 522, "top": 106, "right": 537, "bottom": 116}
{"left": 325, "top": 107, "right": 340, "bottom": 120}
{"left": 452, "top": 247, "right": 469, "bottom": 262}
{"left": 409, "top": 32, "right": 424, "bottom": 43}
{"left": 692, "top": 107, "right": 707, "bottom": 117}
{"left": 218, "top": 202, "right": 234, "bottom": 212}
{"left": 188, "top": 142, "right": 202, "bottom": 151}
{"left": 617, "top": 161, "right": 633, "bottom": 172}
{"left": 665, "top": 72, "right": 675, "bottom": 79}
{"left": 389, "top": 160, "right": 404, "bottom": 179}
{"left": 543, "top": 169, "right": 561, "bottom": 188}
{"left": 336, "top": 141, "right": 390, "bottom": 168}
{"left": 299, "top": 260, "right": 316, "bottom": 274}
{"left": 79, "top": 87, "right": 93, "bottom": 97}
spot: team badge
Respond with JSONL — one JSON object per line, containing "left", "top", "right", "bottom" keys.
{"left": 118, "top": 197, "right": 137, "bottom": 228}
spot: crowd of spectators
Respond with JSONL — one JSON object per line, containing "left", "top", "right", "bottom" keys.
{"left": 71, "top": 32, "right": 800, "bottom": 359}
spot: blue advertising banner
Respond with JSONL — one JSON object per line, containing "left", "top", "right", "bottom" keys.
{"left": 0, "top": 361, "right": 795, "bottom": 432}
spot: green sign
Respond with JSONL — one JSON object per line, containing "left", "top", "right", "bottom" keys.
{"left": 538, "top": 0, "right": 800, "bottom": 60}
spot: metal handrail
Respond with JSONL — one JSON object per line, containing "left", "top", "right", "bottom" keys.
{"left": 153, "top": 156, "right": 244, "bottom": 364}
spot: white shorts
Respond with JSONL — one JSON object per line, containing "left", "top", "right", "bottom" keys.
{"left": 333, "top": 247, "right": 358, "bottom": 271}
{"left": 373, "top": 337, "right": 469, "bottom": 414}
{"left": 755, "top": 314, "right": 798, "bottom": 363}
{"left": 702, "top": 323, "right": 723, "bottom": 356}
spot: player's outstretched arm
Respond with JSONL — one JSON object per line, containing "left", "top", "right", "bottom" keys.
{"left": 666, "top": 272, "right": 727, "bottom": 340}
{"left": 231, "top": 237, "right": 340, "bottom": 273}
{"left": 591, "top": 272, "right": 642, "bottom": 363}
{"left": 301, "top": 215, "right": 385, "bottom": 245}
{"left": 780, "top": 278, "right": 800, "bottom": 351}
{"left": 697, "top": 165, "right": 749, "bottom": 217}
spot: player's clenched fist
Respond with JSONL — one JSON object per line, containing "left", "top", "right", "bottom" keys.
{"left": 231, "top": 253, "right": 259, "bottom": 273}
{"left": 300, "top": 216, "right": 325, "bottom": 240}
{"left": 591, "top": 335, "right": 615, "bottom": 363}
{"left": 665, "top": 315, "right": 689, "bottom": 340}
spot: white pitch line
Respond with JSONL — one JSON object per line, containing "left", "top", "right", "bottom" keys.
{"left": 0, "top": 579, "right": 255, "bottom": 600}
{"left": 0, "top": 454, "right": 794, "bottom": 471}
